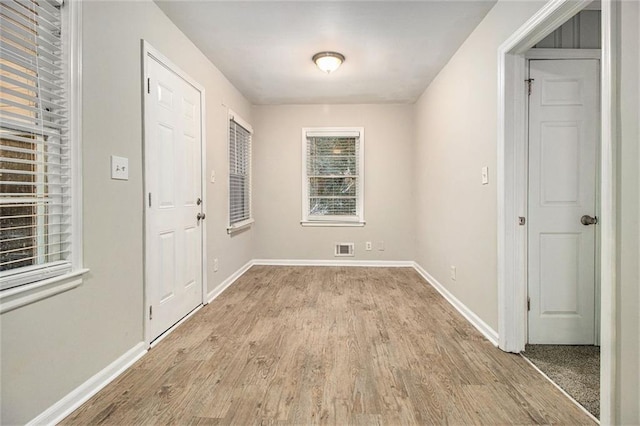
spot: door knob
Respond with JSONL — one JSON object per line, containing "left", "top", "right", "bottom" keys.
{"left": 580, "top": 215, "right": 598, "bottom": 226}
{"left": 197, "top": 212, "right": 206, "bottom": 221}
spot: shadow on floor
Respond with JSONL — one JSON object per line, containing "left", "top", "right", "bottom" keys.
{"left": 523, "top": 344, "right": 600, "bottom": 419}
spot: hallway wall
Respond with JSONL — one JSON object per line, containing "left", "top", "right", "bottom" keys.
{"left": 413, "top": 0, "right": 545, "bottom": 329}
{"left": 0, "top": 1, "right": 252, "bottom": 423}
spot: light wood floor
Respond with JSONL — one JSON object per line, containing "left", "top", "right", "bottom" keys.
{"left": 63, "top": 266, "right": 594, "bottom": 425}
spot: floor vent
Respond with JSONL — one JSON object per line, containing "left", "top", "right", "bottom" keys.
{"left": 335, "top": 243, "right": 354, "bottom": 257}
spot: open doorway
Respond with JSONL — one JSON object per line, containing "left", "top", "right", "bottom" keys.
{"left": 522, "top": 13, "right": 601, "bottom": 417}
{"left": 497, "top": 0, "right": 616, "bottom": 423}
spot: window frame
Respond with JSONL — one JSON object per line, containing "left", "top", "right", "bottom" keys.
{"left": 0, "top": 0, "right": 86, "bottom": 313}
{"left": 301, "top": 127, "right": 365, "bottom": 227}
{"left": 227, "top": 110, "right": 254, "bottom": 234}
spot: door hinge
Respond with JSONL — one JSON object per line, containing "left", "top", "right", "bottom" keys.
{"left": 527, "top": 297, "right": 531, "bottom": 312}
{"left": 149, "top": 305, "right": 153, "bottom": 320}
{"left": 148, "top": 192, "right": 152, "bottom": 207}
{"left": 525, "top": 78, "right": 534, "bottom": 96}
{"left": 147, "top": 77, "right": 151, "bottom": 94}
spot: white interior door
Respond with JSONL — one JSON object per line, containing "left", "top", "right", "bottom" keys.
{"left": 527, "top": 59, "right": 599, "bottom": 345}
{"left": 145, "top": 52, "right": 203, "bottom": 343}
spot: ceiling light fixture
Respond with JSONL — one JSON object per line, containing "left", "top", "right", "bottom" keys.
{"left": 313, "top": 51, "right": 345, "bottom": 74}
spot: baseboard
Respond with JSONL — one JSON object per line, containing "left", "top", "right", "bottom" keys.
{"left": 207, "top": 260, "right": 254, "bottom": 303}
{"left": 27, "top": 342, "right": 147, "bottom": 426}
{"left": 412, "top": 262, "right": 499, "bottom": 346}
{"left": 28, "top": 260, "right": 499, "bottom": 425}
{"left": 252, "top": 259, "right": 415, "bottom": 267}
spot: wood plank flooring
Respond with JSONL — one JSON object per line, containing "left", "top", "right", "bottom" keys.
{"left": 62, "top": 266, "right": 594, "bottom": 425}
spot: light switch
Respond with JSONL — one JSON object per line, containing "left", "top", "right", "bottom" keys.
{"left": 481, "top": 166, "right": 489, "bottom": 185}
{"left": 210, "top": 170, "right": 216, "bottom": 183}
{"left": 111, "top": 155, "right": 129, "bottom": 180}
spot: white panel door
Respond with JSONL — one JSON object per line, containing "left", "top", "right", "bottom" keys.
{"left": 527, "top": 59, "right": 599, "bottom": 344}
{"left": 145, "top": 55, "right": 203, "bottom": 343}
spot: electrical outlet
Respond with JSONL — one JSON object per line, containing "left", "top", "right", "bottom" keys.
{"left": 365, "top": 241, "right": 372, "bottom": 251}
{"left": 213, "top": 258, "right": 219, "bottom": 272}
{"left": 377, "top": 241, "right": 385, "bottom": 251}
{"left": 450, "top": 265, "right": 456, "bottom": 281}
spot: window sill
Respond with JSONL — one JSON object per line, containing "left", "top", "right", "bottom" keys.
{"left": 0, "top": 268, "right": 89, "bottom": 315}
{"left": 227, "top": 218, "right": 255, "bottom": 235}
{"left": 301, "top": 220, "right": 366, "bottom": 227}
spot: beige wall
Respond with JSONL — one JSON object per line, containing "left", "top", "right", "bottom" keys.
{"left": 413, "top": 0, "right": 640, "bottom": 421}
{"left": 251, "top": 104, "right": 415, "bottom": 261}
{"left": 617, "top": 1, "right": 640, "bottom": 423}
{"left": 413, "top": 1, "right": 545, "bottom": 329}
{"left": 0, "top": 1, "right": 252, "bottom": 423}
{"left": 3, "top": 0, "right": 640, "bottom": 424}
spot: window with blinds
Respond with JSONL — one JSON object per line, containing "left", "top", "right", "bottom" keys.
{"left": 0, "top": 0, "right": 72, "bottom": 289}
{"left": 302, "top": 128, "right": 365, "bottom": 225}
{"left": 228, "top": 113, "right": 253, "bottom": 231}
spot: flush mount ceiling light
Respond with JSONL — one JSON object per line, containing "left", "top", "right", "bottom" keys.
{"left": 312, "top": 51, "right": 345, "bottom": 74}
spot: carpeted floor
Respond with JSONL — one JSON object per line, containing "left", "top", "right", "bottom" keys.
{"left": 523, "top": 344, "right": 600, "bottom": 419}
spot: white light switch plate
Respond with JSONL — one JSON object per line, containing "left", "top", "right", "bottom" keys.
{"left": 111, "top": 155, "right": 129, "bottom": 180}
{"left": 481, "top": 166, "right": 489, "bottom": 185}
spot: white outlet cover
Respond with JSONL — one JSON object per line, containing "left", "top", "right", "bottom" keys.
{"left": 111, "top": 155, "right": 129, "bottom": 180}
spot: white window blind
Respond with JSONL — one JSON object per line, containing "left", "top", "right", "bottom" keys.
{"left": 302, "top": 128, "right": 365, "bottom": 224}
{"left": 228, "top": 115, "right": 252, "bottom": 229}
{"left": 0, "top": 0, "right": 71, "bottom": 289}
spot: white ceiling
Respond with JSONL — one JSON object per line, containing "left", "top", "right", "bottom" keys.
{"left": 155, "top": 1, "right": 497, "bottom": 105}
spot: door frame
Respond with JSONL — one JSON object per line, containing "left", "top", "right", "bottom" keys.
{"left": 141, "top": 40, "right": 208, "bottom": 346}
{"left": 497, "top": 0, "right": 617, "bottom": 423}
{"left": 524, "top": 50, "right": 602, "bottom": 346}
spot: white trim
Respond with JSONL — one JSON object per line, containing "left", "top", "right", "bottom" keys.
{"left": 207, "top": 260, "right": 254, "bottom": 303}
{"left": 67, "top": 0, "right": 83, "bottom": 272}
{"left": 141, "top": 41, "right": 207, "bottom": 345}
{"left": 301, "top": 127, "right": 365, "bottom": 225}
{"left": 598, "top": 0, "right": 617, "bottom": 423}
{"left": 200, "top": 75, "right": 208, "bottom": 309}
{"left": 413, "top": 263, "right": 499, "bottom": 346}
{"left": 227, "top": 218, "right": 255, "bottom": 234}
{"left": 27, "top": 342, "right": 147, "bottom": 426}
{"left": 526, "top": 48, "right": 601, "bottom": 59}
{"left": 0, "top": 268, "right": 88, "bottom": 314}
{"left": 497, "top": 0, "right": 615, "bottom": 423}
{"left": 253, "top": 259, "right": 414, "bottom": 268}
{"left": 520, "top": 354, "right": 600, "bottom": 424}
{"left": 228, "top": 109, "right": 253, "bottom": 134}
{"left": 300, "top": 220, "right": 366, "bottom": 227}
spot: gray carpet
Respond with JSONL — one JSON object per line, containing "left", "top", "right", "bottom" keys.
{"left": 523, "top": 344, "right": 599, "bottom": 419}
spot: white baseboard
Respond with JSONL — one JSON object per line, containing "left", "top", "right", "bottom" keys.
{"left": 29, "top": 260, "right": 500, "bottom": 425}
{"left": 207, "top": 260, "right": 254, "bottom": 303}
{"left": 252, "top": 259, "right": 415, "bottom": 267}
{"left": 27, "top": 342, "right": 147, "bottom": 426}
{"left": 412, "top": 262, "right": 499, "bottom": 346}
